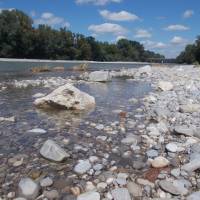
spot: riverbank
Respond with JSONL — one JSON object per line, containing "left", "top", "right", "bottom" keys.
{"left": 1, "top": 64, "right": 200, "bottom": 199}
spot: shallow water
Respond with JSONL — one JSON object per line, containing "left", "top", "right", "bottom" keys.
{"left": 0, "top": 65, "right": 152, "bottom": 196}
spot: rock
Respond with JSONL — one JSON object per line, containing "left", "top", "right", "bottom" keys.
{"left": 32, "top": 93, "right": 45, "bottom": 98}
{"left": 136, "top": 65, "right": 152, "bottom": 76}
{"left": 121, "top": 136, "right": 137, "bottom": 145}
{"left": 18, "top": 178, "right": 40, "bottom": 199}
{"left": 40, "top": 139, "right": 70, "bottom": 162}
{"left": 89, "top": 71, "right": 111, "bottom": 82}
{"left": 146, "top": 149, "right": 158, "bottom": 158}
{"left": 116, "top": 173, "right": 128, "bottom": 186}
{"left": 111, "top": 188, "right": 131, "bottom": 200}
{"left": 93, "top": 164, "right": 103, "bottom": 171}
{"left": 74, "top": 160, "right": 92, "bottom": 174}
{"left": 43, "top": 190, "right": 59, "bottom": 199}
{"left": 180, "top": 104, "right": 200, "bottom": 113}
{"left": 40, "top": 177, "right": 53, "bottom": 187}
{"left": 159, "top": 180, "right": 180, "bottom": 195}
{"left": 77, "top": 191, "right": 100, "bottom": 200}
{"left": 34, "top": 84, "right": 95, "bottom": 110}
{"left": 0, "top": 116, "right": 15, "bottom": 122}
{"left": 27, "top": 128, "right": 47, "bottom": 134}
{"left": 97, "top": 182, "right": 107, "bottom": 190}
{"left": 182, "top": 158, "right": 200, "bottom": 172}
{"left": 137, "top": 178, "right": 154, "bottom": 187}
{"left": 127, "top": 182, "right": 142, "bottom": 197}
{"left": 187, "top": 191, "right": 200, "bottom": 200}
{"left": 174, "top": 125, "right": 194, "bottom": 137}
{"left": 166, "top": 143, "right": 178, "bottom": 153}
{"left": 171, "top": 168, "right": 180, "bottom": 177}
{"left": 158, "top": 81, "right": 173, "bottom": 91}
{"left": 173, "top": 179, "right": 191, "bottom": 195}
{"left": 151, "top": 156, "right": 170, "bottom": 168}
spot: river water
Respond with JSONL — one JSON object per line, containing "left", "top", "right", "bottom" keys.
{"left": 0, "top": 61, "right": 152, "bottom": 197}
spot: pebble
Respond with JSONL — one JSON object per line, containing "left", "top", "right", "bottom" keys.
{"left": 43, "top": 190, "right": 59, "bottom": 199}
{"left": 146, "top": 149, "right": 158, "bottom": 158}
{"left": 127, "top": 181, "right": 142, "bottom": 197}
{"left": 74, "top": 160, "right": 92, "bottom": 174}
{"left": 111, "top": 188, "right": 131, "bottom": 200}
{"left": 27, "top": 128, "right": 47, "bottom": 134}
{"left": 151, "top": 156, "right": 170, "bottom": 168}
{"left": 18, "top": 178, "right": 40, "bottom": 199}
{"left": 186, "top": 191, "right": 200, "bottom": 200}
{"left": 40, "top": 139, "right": 70, "bottom": 162}
{"left": 166, "top": 143, "right": 178, "bottom": 153}
{"left": 77, "top": 191, "right": 100, "bottom": 200}
{"left": 40, "top": 177, "right": 53, "bottom": 187}
{"left": 159, "top": 180, "right": 180, "bottom": 195}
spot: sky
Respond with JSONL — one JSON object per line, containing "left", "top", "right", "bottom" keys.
{"left": 0, "top": 0, "right": 199, "bottom": 58}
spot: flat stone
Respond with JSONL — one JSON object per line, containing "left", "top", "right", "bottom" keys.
{"left": 174, "top": 125, "right": 195, "bottom": 137}
{"left": 121, "top": 137, "right": 137, "bottom": 145}
{"left": 171, "top": 168, "right": 180, "bottom": 177}
{"left": 40, "top": 139, "right": 69, "bottom": 162}
{"left": 111, "top": 188, "right": 131, "bottom": 200}
{"left": 173, "top": 179, "right": 191, "bottom": 195}
{"left": 158, "top": 81, "right": 173, "bottom": 91}
{"left": 74, "top": 160, "right": 92, "bottom": 174}
{"left": 187, "top": 191, "right": 200, "bottom": 200}
{"left": 116, "top": 173, "right": 128, "bottom": 186}
{"left": 77, "top": 191, "right": 100, "bottom": 200}
{"left": 127, "top": 182, "right": 142, "bottom": 197}
{"left": 40, "top": 177, "right": 53, "bottom": 187}
{"left": 18, "top": 178, "right": 40, "bottom": 199}
{"left": 159, "top": 180, "right": 180, "bottom": 195}
{"left": 146, "top": 149, "right": 158, "bottom": 158}
{"left": 182, "top": 158, "right": 200, "bottom": 172}
{"left": 166, "top": 143, "right": 178, "bottom": 153}
{"left": 151, "top": 156, "right": 169, "bottom": 168}
{"left": 43, "top": 190, "right": 59, "bottom": 199}
{"left": 180, "top": 104, "right": 200, "bottom": 113}
{"left": 28, "top": 128, "right": 47, "bottom": 134}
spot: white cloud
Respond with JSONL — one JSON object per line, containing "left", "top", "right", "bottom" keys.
{"left": 164, "top": 24, "right": 189, "bottom": 31}
{"left": 183, "top": 10, "right": 194, "bottom": 18}
{"left": 34, "top": 12, "right": 70, "bottom": 28}
{"left": 135, "top": 29, "right": 152, "bottom": 38}
{"left": 142, "top": 40, "right": 168, "bottom": 49}
{"left": 88, "top": 23, "right": 127, "bottom": 36}
{"left": 75, "top": 0, "right": 122, "bottom": 6}
{"left": 100, "top": 10, "right": 139, "bottom": 21}
{"left": 170, "top": 36, "right": 187, "bottom": 45}
{"left": 116, "top": 35, "right": 126, "bottom": 41}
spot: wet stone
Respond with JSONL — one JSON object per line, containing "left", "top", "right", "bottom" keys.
{"left": 40, "top": 139, "right": 70, "bottom": 162}
{"left": 74, "top": 160, "right": 92, "bottom": 174}
{"left": 18, "top": 178, "right": 40, "bottom": 199}
{"left": 111, "top": 188, "right": 131, "bottom": 200}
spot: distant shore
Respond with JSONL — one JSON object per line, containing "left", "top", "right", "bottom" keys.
{"left": 0, "top": 58, "right": 151, "bottom": 65}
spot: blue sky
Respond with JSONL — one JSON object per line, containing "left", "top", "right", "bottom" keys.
{"left": 0, "top": 0, "right": 199, "bottom": 58}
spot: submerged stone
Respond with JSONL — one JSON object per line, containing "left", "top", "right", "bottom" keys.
{"left": 40, "top": 139, "right": 70, "bottom": 162}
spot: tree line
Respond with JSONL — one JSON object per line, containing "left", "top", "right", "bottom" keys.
{"left": 176, "top": 36, "right": 200, "bottom": 64}
{"left": 0, "top": 9, "right": 164, "bottom": 61}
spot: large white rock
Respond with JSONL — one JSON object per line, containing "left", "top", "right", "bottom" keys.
{"left": 158, "top": 81, "right": 173, "bottom": 91}
{"left": 40, "top": 139, "right": 70, "bottom": 162}
{"left": 77, "top": 191, "right": 100, "bottom": 200}
{"left": 89, "top": 71, "right": 111, "bottom": 82}
{"left": 18, "top": 178, "right": 39, "bottom": 199}
{"left": 34, "top": 84, "right": 95, "bottom": 110}
{"left": 135, "top": 65, "right": 152, "bottom": 77}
